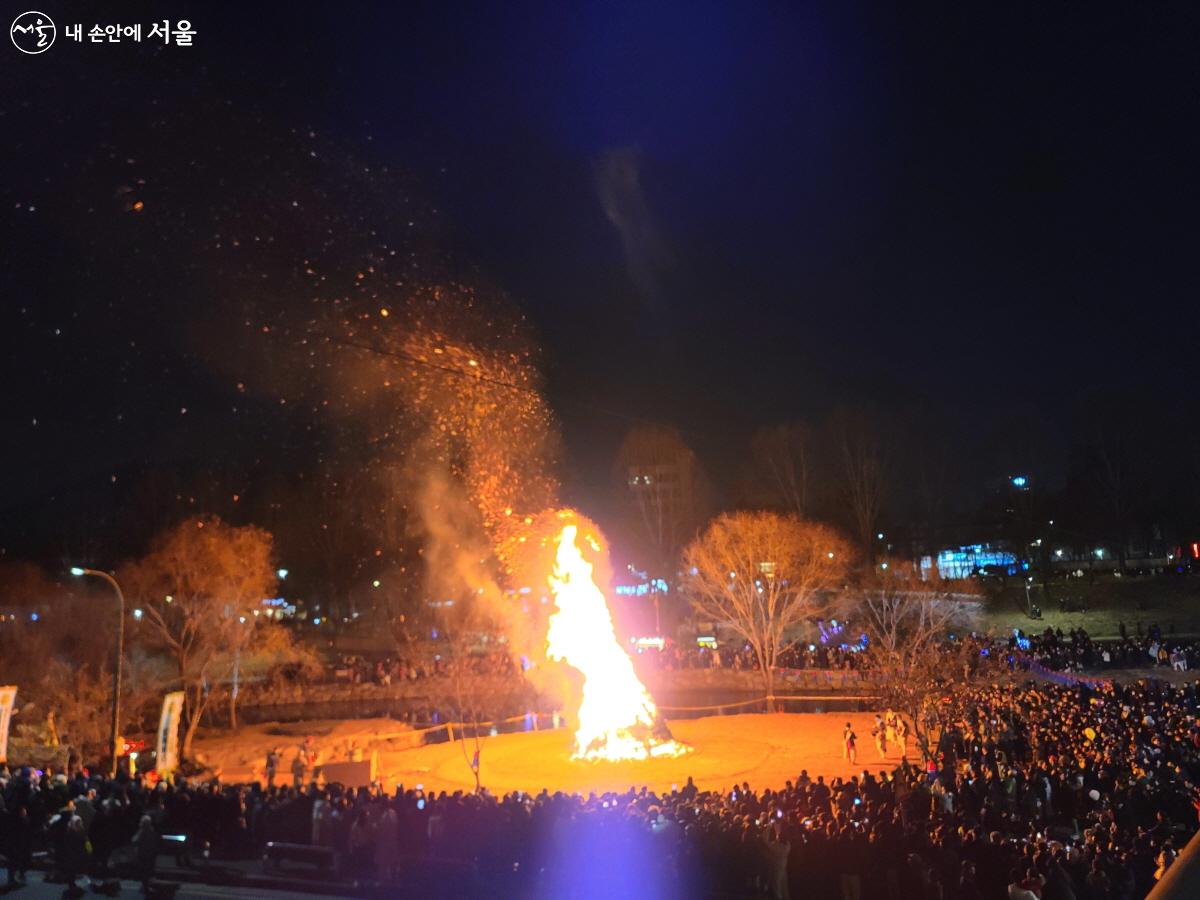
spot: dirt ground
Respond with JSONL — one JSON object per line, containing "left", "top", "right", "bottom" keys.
{"left": 194, "top": 712, "right": 902, "bottom": 795}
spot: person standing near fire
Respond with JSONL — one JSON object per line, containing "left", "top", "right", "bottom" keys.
{"left": 265, "top": 747, "right": 280, "bottom": 788}
{"left": 843, "top": 722, "right": 857, "bottom": 765}
{"left": 884, "top": 709, "right": 897, "bottom": 746}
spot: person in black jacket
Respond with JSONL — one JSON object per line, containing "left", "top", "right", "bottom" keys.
{"left": 59, "top": 814, "right": 91, "bottom": 897}
{"left": 4, "top": 803, "right": 34, "bottom": 886}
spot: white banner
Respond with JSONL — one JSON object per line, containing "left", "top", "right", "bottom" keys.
{"left": 156, "top": 691, "right": 185, "bottom": 777}
{"left": 0, "top": 685, "right": 16, "bottom": 763}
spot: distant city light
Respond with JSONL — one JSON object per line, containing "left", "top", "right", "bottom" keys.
{"left": 372, "top": 579, "right": 381, "bottom": 588}
{"left": 30, "top": 612, "right": 38, "bottom": 622}
{"left": 277, "top": 568, "right": 289, "bottom": 579}
{"left": 133, "top": 609, "right": 143, "bottom": 620}
{"left": 614, "top": 578, "right": 669, "bottom": 597}
{"left": 1010, "top": 475, "right": 1028, "bottom": 488}
{"left": 69, "top": 567, "right": 84, "bottom": 576}
{"left": 1055, "top": 549, "right": 1064, "bottom": 557}
{"left": 630, "top": 636, "right": 665, "bottom": 651}
{"left": 922, "top": 543, "right": 1018, "bottom": 580}
{"left": 1095, "top": 548, "right": 1104, "bottom": 558}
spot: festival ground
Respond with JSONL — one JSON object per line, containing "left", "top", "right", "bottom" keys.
{"left": 194, "top": 712, "right": 909, "bottom": 795}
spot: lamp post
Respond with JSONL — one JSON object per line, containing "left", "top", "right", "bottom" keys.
{"left": 70, "top": 567, "right": 125, "bottom": 777}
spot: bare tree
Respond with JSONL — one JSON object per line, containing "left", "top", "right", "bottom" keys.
{"left": 309, "top": 471, "right": 374, "bottom": 620}
{"left": 831, "top": 410, "right": 890, "bottom": 557}
{"left": 122, "top": 516, "right": 278, "bottom": 759}
{"left": 683, "top": 512, "right": 851, "bottom": 709}
{"left": 615, "top": 425, "right": 708, "bottom": 626}
{"left": 850, "top": 563, "right": 982, "bottom": 761}
{"left": 225, "top": 619, "right": 316, "bottom": 729}
{"left": 0, "top": 566, "right": 166, "bottom": 769}
{"left": 750, "top": 424, "right": 810, "bottom": 518}
{"left": 1093, "top": 430, "right": 1136, "bottom": 567}
{"left": 425, "top": 600, "right": 527, "bottom": 792}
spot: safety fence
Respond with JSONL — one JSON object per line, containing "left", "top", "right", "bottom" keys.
{"left": 370, "top": 713, "right": 562, "bottom": 749}
{"left": 369, "top": 655, "right": 1115, "bottom": 750}
{"left": 370, "top": 692, "right": 884, "bottom": 749}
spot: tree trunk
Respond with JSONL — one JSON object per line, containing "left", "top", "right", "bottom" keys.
{"left": 182, "top": 705, "right": 202, "bottom": 761}
{"left": 763, "top": 665, "right": 776, "bottom": 713}
{"left": 181, "top": 685, "right": 209, "bottom": 761}
{"left": 472, "top": 731, "right": 482, "bottom": 794}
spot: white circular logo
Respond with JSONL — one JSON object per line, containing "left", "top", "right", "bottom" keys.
{"left": 10, "top": 11, "right": 56, "bottom": 54}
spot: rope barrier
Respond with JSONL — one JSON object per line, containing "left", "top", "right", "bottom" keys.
{"left": 656, "top": 697, "right": 767, "bottom": 713}
{"left": 373, "top": 713, "right": 540, "bottom": 744}
{"left": 656, "top": 694, "right": 879, "bottom": 713}
{"left": 376, "top": 696, "right": 884, "bottom": 738}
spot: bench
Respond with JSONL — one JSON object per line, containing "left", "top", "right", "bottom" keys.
{"left": 262, "top": 841, "right": 337, "bottom": 874}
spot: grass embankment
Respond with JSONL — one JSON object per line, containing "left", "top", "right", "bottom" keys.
{"left": 978, "top": 574, "right": 1200, "bottom": 638}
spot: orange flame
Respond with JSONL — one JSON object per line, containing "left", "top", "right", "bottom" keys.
{"left": 545, "top": 523, "right": 688, "bottom": 761}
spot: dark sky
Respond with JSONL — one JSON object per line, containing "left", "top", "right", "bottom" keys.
{"left": 2, "top": 2, "right": 1198, "bottom": 560}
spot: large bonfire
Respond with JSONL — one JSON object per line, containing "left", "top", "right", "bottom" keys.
{"left": 544, "top": 518, "right": 687, "bottom": 761}
{"left": 374, "top": 289, "right": 684, "bottom": 763}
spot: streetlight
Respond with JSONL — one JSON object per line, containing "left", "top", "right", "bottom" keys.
{"left": 70, "top": 566, "right": 126, "bottom": 777}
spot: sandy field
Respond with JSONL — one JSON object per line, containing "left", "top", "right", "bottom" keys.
{"left": 194, "top": 711, "right": 911, "bottom": 795}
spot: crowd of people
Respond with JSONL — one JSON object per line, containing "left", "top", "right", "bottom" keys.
{"left": 315, "top": 625, "right": 1200, "bottom": 692}
{"left": 3, "top": 674, "right": 1198, "bottom": 898}
{"left": 317, "top": 639, "right": 870, "bottom": 686}
{"left": 631, "top": 639, "right": 869, "bottom": 674}
{"left": 1017, "top": 626, "right": 1198, "bottom": 675}
{"left": 293, "top": 617, "right": 1200, "bottom": 705}
{"left": 326, "top": 650, "right": 522, "bottom": 687}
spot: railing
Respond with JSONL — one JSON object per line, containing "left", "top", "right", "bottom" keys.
{"left": 1010, "top": 649, "right": 1113, "bottom": 689}
{"left": 368, "top": 690, "right": 885, "bottom": 748}
{"left": 1148, "top": 828, "right": 1200, "bottom": 899}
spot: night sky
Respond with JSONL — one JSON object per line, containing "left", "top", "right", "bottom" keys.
{"left": 3, "top": 2, "right": 1198, "bottom": 564}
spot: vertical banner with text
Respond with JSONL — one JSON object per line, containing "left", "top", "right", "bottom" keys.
{"left": 156, "top": 691, "right": 185, "bottom": 777}
{"left": 0, "top": 685, "right": 16, "bottom": 763}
